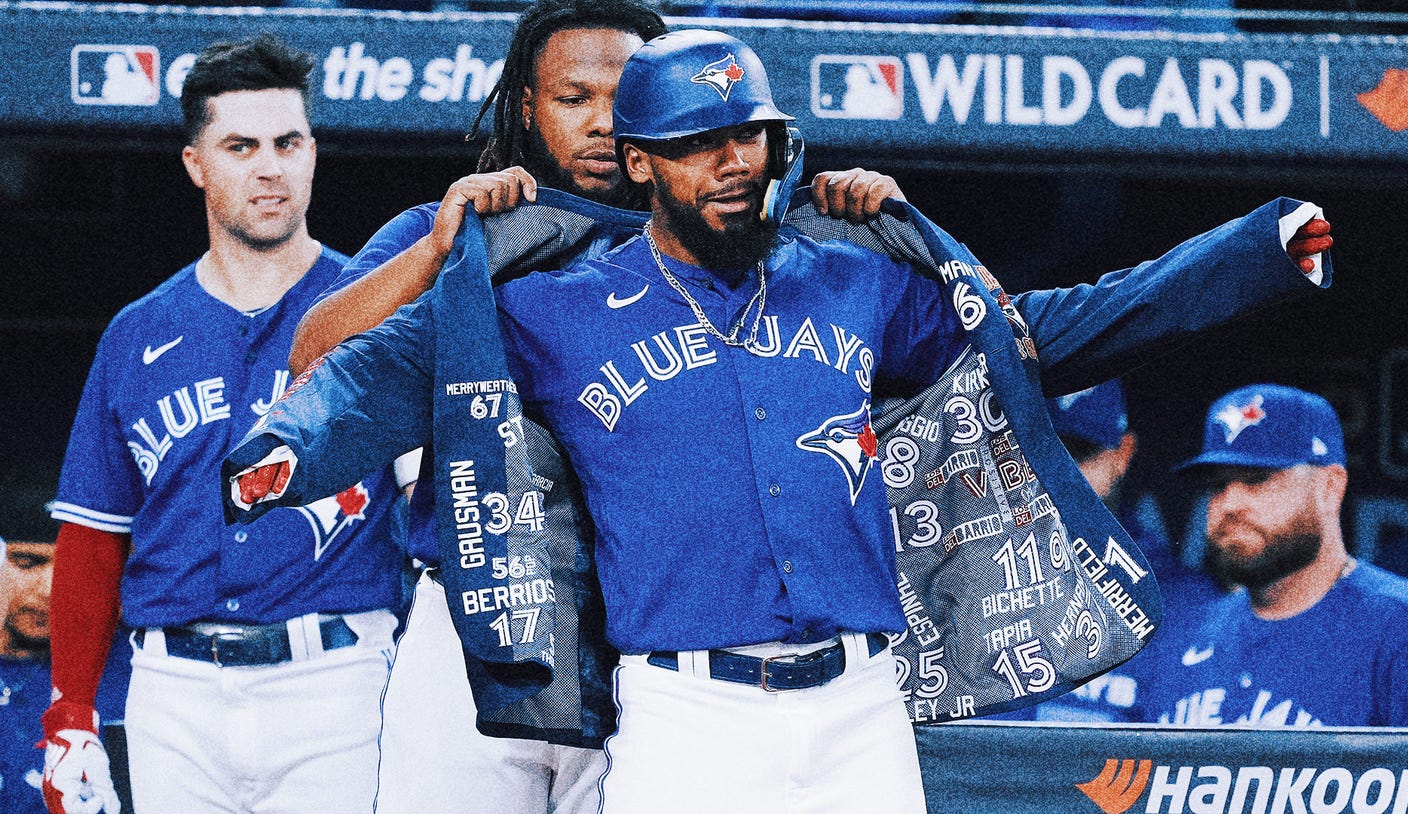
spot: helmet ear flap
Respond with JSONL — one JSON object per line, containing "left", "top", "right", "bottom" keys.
{"left": 762, "top": 125, "right": 804, "bottom": 224}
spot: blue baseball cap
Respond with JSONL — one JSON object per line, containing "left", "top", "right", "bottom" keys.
{"left": 1047, "top": 380, "right": 1128, "bottom": 451}
{"left": 1178, "top": 383, "right": 1345, "bottom": 472}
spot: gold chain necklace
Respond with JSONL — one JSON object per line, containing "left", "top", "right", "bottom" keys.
{"left": 643, "top": 221, "right": 767, "bottom": 350}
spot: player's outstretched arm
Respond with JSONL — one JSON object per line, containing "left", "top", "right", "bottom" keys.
{"left": 1013, "top": 199, "right": 1333, "bottom": 395}
{"left": 810, "top": 168, "right": 907, "bottom": 224}
{"left": 227, "top": 292, "right": 438, "bottom": 521}
{"left": 289, "top": 167, "right": 538, "bottom": 374}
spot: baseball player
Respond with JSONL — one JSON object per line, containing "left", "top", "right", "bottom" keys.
{"left": 1, "top": 531, "right": 54, "bottom": 814}
{"left": 284, "top": 4, "right": 908, "bottom": 812}
{"left": 229, "top": 29, "right": 1334, "bottom": 812}
{"left": 1139, "top": 384, "right": 1408, "bottom": 727}
{"left": 41, "top": 35, "right": 404, "bottom": 814}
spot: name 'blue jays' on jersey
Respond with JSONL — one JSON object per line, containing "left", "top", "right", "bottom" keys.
{"left": 495, "top": 233, "right": 967, "bottom": 654}
{"left": 1139, "top": 562, "right": 1408, "bottom": 728}
{"left": 53, "top": 248, "right": 402, "bottom": 627}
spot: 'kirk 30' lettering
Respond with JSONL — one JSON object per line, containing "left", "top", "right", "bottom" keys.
{"left": 579, "top": 316, "right": 875, "bottom": 431}
{"left": 127, "top": 372, "right": 290, "bottom": 485}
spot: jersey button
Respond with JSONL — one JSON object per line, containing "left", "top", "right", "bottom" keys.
{"left": 754, "top": 407, "right": 766, "bottom": 421}
{"left": 225, "top": 599, "right": 240, "bottom": 612}
{"left": 782, "top": 560, "right": 793, "bottom": 573}
{"left": 768, "top": 483, "right": 781, "bottom": 497}
{"left": 234, "top": 530, "right": 248, "bottom": 543}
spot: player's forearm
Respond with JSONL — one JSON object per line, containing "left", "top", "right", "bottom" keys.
{"left": 289, "top": 235, "right": 447, "bottom": 374}
{"left": 50, "top": 522, "right": 127, "bottom": 708}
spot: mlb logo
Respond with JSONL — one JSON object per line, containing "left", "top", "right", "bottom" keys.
{"left": 71, "top": 45, "right": 160, "bottom": 106}
{"left": 811, "top": 55, "right": 903, "bottom": 120}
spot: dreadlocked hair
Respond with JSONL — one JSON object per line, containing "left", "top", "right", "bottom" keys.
{"left": 470, "top": 0, "right": 666, "bottom": 174}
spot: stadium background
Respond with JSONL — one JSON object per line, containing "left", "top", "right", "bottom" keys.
{"left": 2, "top": 3, "right": 1406, "bottom": 810}
{"left": 2, "top": 1, "right": 1402, "bottom": 568}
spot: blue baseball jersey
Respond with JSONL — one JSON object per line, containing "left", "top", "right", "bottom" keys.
{"left": 1138, "top": 561, "right": 1408, "bottom": 727}
{"left": 312, "top": 204, "right": 440, "bottom": 312}
{"left": 0, "top": 656, "right": 49, "bottom": 814}
{"left": 52, "top": 248, "right": 402, "bottom": 627}
{"left": 495, "top": 233, "right": 966, "bottom": 654}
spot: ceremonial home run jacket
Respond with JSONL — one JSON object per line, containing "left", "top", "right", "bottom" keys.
{"left": 225, "top": 190, "right": 1328, "bottom": 747}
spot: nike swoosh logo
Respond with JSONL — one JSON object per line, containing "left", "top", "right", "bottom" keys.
{"left": 143, "top": 335, "right": 184, "bottom": 365}
{"left": 607, "top": 285, "right": 649, "bottom": 309}
{"left": 1182, "top": 646, "right": 1214, "bottom": 666}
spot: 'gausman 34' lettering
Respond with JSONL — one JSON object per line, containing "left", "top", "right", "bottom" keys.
{"left": 578, "top": 317, "right": 874, "bottom": 431}
{"left": 128, "top": 371, "right": 290, "bottom": 484}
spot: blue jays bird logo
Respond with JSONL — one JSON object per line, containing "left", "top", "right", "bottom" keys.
{"left": 796, "top": 401, "right": 879, "bottom": 505}
{"left": 294, "top": 482, "right": 370, "bottom": 560}
{"left": 692, "top": 54, "right": 746, "bottom": 101}
{"left": 1214, "top": 394, "right": 1266, "bottom": 444}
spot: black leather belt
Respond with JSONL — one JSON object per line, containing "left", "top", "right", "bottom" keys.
{"left": 135, "top": 617, "right": 359, "bottom": 667}
{"left": 647, "top": 632, "right": 888, "bottom": 692}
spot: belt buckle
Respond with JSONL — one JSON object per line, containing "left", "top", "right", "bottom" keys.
{"left": 210, "top": 630, "right": 247, "bottom": 667}
{"left": 760, "top": 654, "right": 781, "bottom": 693}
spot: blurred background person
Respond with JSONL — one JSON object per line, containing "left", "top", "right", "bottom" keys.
{"left": 1139, "top": 383, "right": 1408, "bottom": 727}
{"left": 1, "top": 522, "right": 53, "bottom": 814}
{"left": 0, "top": 479, "right": 134, "bottom": 814}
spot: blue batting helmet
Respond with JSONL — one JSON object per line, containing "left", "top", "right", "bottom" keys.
{"left": 614, "top": 29, "right": 793, "bottom": 146}
{"left": 614, "top": 30, "right": 803, "bottom": 222}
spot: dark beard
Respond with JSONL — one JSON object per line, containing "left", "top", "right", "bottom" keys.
{"left": 3, "top": 619, "right": 49, "bottom": 659}
{"left": 232, "top": 223, "right": 299, "bottom": 253}
{"left": 1208, "top": 522, "right": 1322, "bottom": 590}
{"left": 523, "top": 128, "right": 644, "bottom": 210}
{"left": 655, "top": 179, "right": 779, "bottom": 274}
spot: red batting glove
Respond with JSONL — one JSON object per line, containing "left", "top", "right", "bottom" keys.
{"left": 1286, "top": 217, "right": 1333, "bottom": 274}
{"left": 40, "top": 699, "right": 120, "bottom": 814}
{"left": 238, "top": 460, "right": 292, "bottom": 506}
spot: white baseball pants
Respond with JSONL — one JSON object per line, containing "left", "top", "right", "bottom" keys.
{"left": 375, "top": 572, "right": 605, "bottom": 814}
{"left": 600, "top": 636, "right": 926, "bottom": 814}
{"left": 123, "top": 610, "right": 396, "bottom": 814}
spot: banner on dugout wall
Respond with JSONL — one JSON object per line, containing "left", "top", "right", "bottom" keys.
{"left": 916, "top": 723, "right": 1408, "bottom": 814}
{"left": 2, "top": 2, "right": 1408, "bottom": 165}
